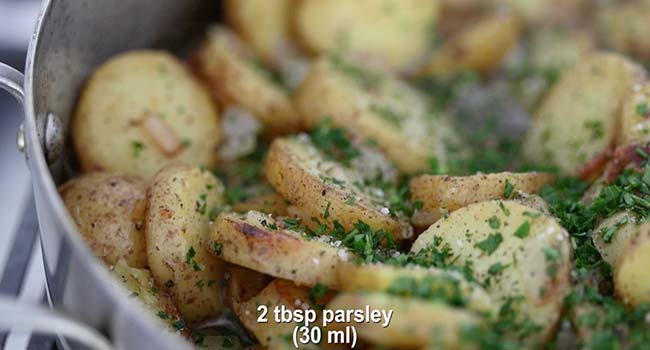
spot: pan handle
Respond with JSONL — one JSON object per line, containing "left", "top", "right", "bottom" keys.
{"left": 0, "top": 62, "right": 25, "bottom": 104}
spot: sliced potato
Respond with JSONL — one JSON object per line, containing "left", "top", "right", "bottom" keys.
{"left": 59, "top": 172, "right": 147, "bottom": 267}
{"left": 263, "top": 136, "right": 412, "bottom": 240}
{"left": 231, "top": 279, "right": 320, "bottom": 350}
{"left": 294, "top": 55, "right": 464, "bottom": 174}
{"left": 592, "top": 211, "right": 637, "bottom": 267}
{"left": 227, "top": 265, "right": 272, "bottom": 304}
{"left": 111, "top": 259, "right": 187, "bottom": 336}
{"left": 410, "top": 172, "right": 553, "bottom": 227}
{"left": 224, "top": 0, "right": 293, "bottom": 66}
{"left": 294, "top": 0, "right": 439, "bottom": 71}
{"left": 72, "top": 50, "right": 221, "bottom": 179}
{"left": 523, "top": 53, "right": 647, "bottom": 176}
{"left": 146, "top": 165, "right": 227, "bottom": 322}
{"left": 337, "top": 262, "right": 496, "bottom": 316}
{"left": 327, "top": 292, "right": 482, "bottom": 348}
{"left": 528, "top": 27, "right": 595, "bottom": 73}
{"left": 195, "top": 26, "right": 299, "bottom": 135}
{"left": 618, "top": 82, "right": 650, "bottom": 145}
{"left": 615, "top": 224, "right": 650, "bottom": 306}
{"left": 231, "top": 192, "right": 289, "bottom": 217}
{"left": 421, "top": 10, "right": 521, "bottom": 76}
{"left": 599, "top": 2, "right": 650, "bottom": 62}
{"left": 209, "top": 211, "right": 352, "bottom": 288}
{"left": 411, "top": 201, "right": 571, "bottom": 343}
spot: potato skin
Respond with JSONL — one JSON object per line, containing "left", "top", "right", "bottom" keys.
{"left": 337, "top": 262, "right": 496, "bottom": 316}
{"left": 224, "top": 0, "right": 292, "bottom": 66}
{"left": 209, "top": 211, "right": 350, "bottom": 289}
{"left": 146, "top": 165, "right": 227, "bottom": 322}
{"left": 294, "top": 0, "right": 439, "bottom": 71}
{"left": 412, "top": 201, "right": 571, "bottom": 343}
{"left": 327, "top": 292, "right": 482, "bottom": 349}
{"left": 421, "top": 10, "right": 521, "bottom": 76}
{"left": 111, "top": 259, "right": 187, "bottom": 336}
{"left": 195, "top": 26, "right": 299, "bottom": 135}
{"left": 263, "top": 137, "right": 412, "bottom": 240}
{"left": 59, "top": 172, "right": 147, "bottom": 268}
{"left": 294, "top": 56, "right": 462, "bottom": 174}
{"left": 72, "top": 50, "right": 221, "bottom": 180}
{"left": 523, "top": 52, "right": 647, "bottom": 177}
{"left": 410, "top": 172, "right": 554, "bottom": 227}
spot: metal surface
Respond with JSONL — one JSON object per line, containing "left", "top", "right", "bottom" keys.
{"left": 0, "top": 0, "right": 221, "bottom": 348}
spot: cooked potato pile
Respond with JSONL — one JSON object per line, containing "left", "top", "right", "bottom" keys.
{"left": 60, "top": 1, "right": 650, "bottom": 349}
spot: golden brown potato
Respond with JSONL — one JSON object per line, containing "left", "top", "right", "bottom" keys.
{"left": 410, "top": 171, "right": 553, "bottom": 227}
{"left": 412, "top": 201, "right": 571, "bottom": 343}
{"left": 599, "top": 2, "right": 650, "bottom": 62}
{"left": 224, "top": 0, "right": 293, "bottom": 66}
{"left": 231, "top": 279, "right": 320, "bottom": 350}
{"left": 421, "top": 10, "right": 521, "bottom": 76}
{"left": 59, "top": 172, "right": 147, "bottom": 268}
{"left": 327, "top": 292, "right": 482, "bottom": 349}
{"left": 209, "top": 211, "right": 352, "bottom": 288}
{"left": 615, "top": 224, "right": 650, "bottom": 307}
{"left": 146, "top": 165, "right": 227, "bottom": 322}
{"left": 294, "top": 0, "right": 440, "bottom": 72}
{"left": 263, "top": 137, "right": 412, "bottom": 240}
{"left": 337, "top": 262, "right": 496, "bottom": 316}
{"left": 618, "top": 82, "right": 650, "bottom": 145}
{"left": 231, "top": 192, "right": 289, "bottom": 217}
{"left": 294, "top": 55, "right": 464, "bottom": 174}
{"left": 195, "top": 26, "right": 300, "bottom": 135}
{"left": 523, "top": 53, "right": 647, "bottom": 177}
{"left": 111, "top": 259, "right": 187, "bottom": 336}
{"left": 72, "top": 50, "right": 221, "bottom": 180}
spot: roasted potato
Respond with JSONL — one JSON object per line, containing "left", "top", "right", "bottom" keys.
{"left": 527, "top": 27, "right": 595, "bottom": 73}
{"left": 592, "top": 212, "right": 637, "bottom": 267}
{"left": 410, "top": 172, "right": 553, "bottom": 227}
{"left": 615, "top": 223, "right": 650, "bottom": 307}
{"left": 59, "top": 172, "right": 147, "bottom": 268}
{"left": 599, "top": 2, "right": 650, "bottom": 62}
{"left": 294, "top": 55, "right": 464, "bottom": 174}
{"left": 231, "top": 192, "right": 290, "bottom": 217}
{"left": 337, "top": 262, "right": 496, "bottom": 316}
{"left": 421, "top": 10, "right": 521, "bottom": 76}
{"left": 195, "top": 26, "right": 299, "bottom": 135}
{"left": 411, "top": 201, "right": 571, "bottom": 343}
{"left": 618, "top": 82, "right": 650, "bottom": 145}
{"left": 294, "top": 0, "right": 439, "bottom": 72}
{"left": 111, "top": 259, "right": 187, "bottom": 336}
{"left": 72, "top": 50, "right": 221, "bottom": 179}
{"left": 523, "top": 53, "right": 647, "bottom": 177}
{"left": 209, "top": 211, "right": 352, "bottom": 288}
{"left": 224, "top": 0, "right": 293, "bottom": 66}
{"left": 227, "top": 265, "right": 272, "bottom": 304}
{"left": 231, "top": 279, "right": 321, "bottom": 350}
{"left": 263, "top": 136, "right": 412, "bottom": 240}
{"left": 146, "top": 165, "right": 227, "bottom": 322}
{"left": 494, "top": 0, "right": 586, "bottom": 25}
{"left": 327, "top": 292, "right": 482, "bottom": 349}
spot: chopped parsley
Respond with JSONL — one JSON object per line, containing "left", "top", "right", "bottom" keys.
{"left": 474, "top": 233, "right": 503, "bottom": 256}
{"left": 309, "top": 119, "right": 361, "bottom": 165}
{"left": 307, "top": 283, "right": 329, "bottom": 309}
{"left": 503, "top": 180, "right": 515, "bottom": 199}
{"left": 513, "top": 221, "right": 531, "bottom": 239}
{"left": 637, "top": 102, "right": 650, "bottom": 118}
{"left": 488, "top": 215, "right": 501, "bottom": 229}
{"left": 131, "top": 140, "right": 145, "bottom": 157}
{"left": 212, "top": 241, "right": 223, "bottom": 255}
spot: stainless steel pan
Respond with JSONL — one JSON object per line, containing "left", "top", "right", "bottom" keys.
{"left": 0, "top": 0, "right": 221, "bottom": 348}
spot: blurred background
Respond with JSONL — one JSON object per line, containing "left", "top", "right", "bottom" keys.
{"left": 0, "top": 0, "right": 40, "bottom": 245}
{"left": 0, "top": 0, "right": 50, "bottom": 349}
